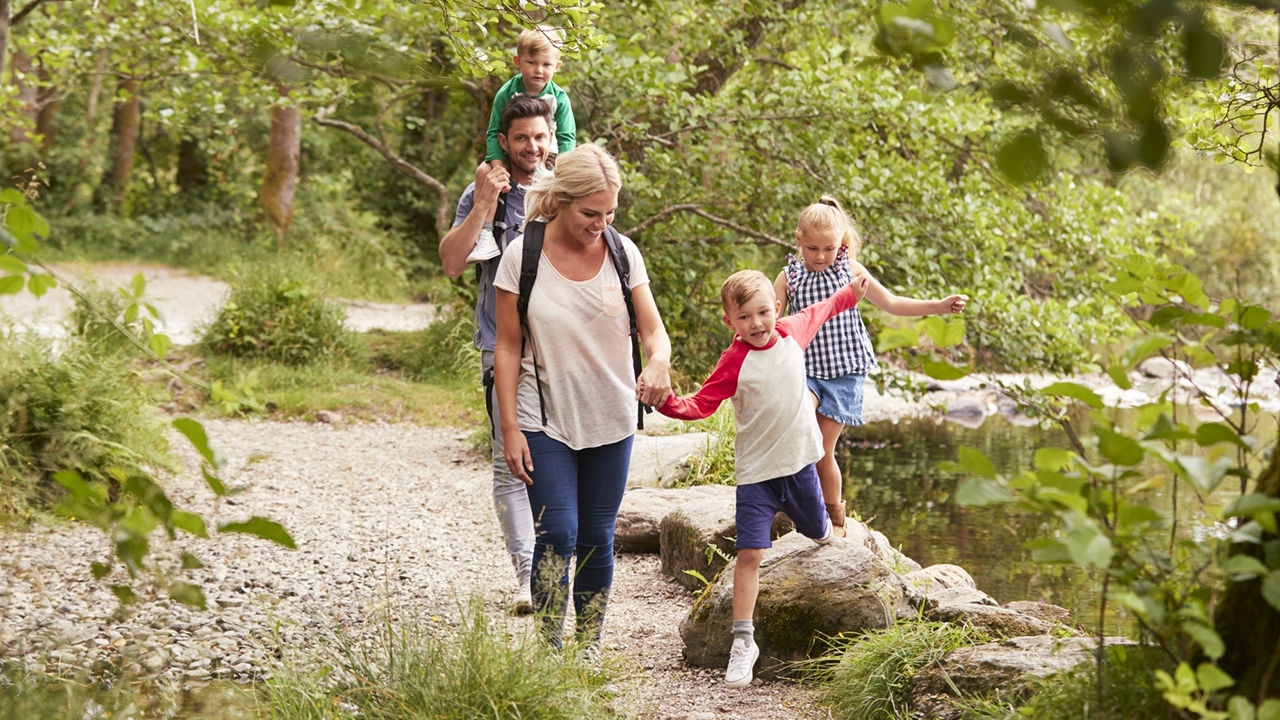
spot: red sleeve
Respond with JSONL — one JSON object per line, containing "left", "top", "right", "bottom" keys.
{"left": 659, "top": 342, "right": 747, "bottom": 420}
{"left": 777, "top": 282, "right": 863, "bottom": 351}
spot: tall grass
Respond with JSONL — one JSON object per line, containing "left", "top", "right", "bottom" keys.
{"left": 263, "top": 604, "right": 617, "bottom": 720}
{"left": 0, "top": 331, "right": 172, "bottom": 516}
{"left": 0, "top": 662, "right": 259, "bottom": 719}
{"left": 677, "top": 404, "right": 738, "bottom": 487}
{"left": 804, "top": 621, "right": 991, "bottom": 720}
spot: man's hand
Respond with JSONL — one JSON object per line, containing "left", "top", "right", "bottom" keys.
{"left": 475, "top": 162, "right": 511, "bottom": 206}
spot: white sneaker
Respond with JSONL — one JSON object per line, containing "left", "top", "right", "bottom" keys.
{"left": 511, "top": 585, "right": 533, "bottom": 615}
{"left": 467, "top": 227, "right": 501, "bottom": 264}
{"left": 725, "top": 638, "right": 759, "bottom": 688}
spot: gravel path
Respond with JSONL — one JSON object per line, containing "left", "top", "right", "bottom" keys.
{"left": 0, "top": 419, "right": 827, "bottom": 719}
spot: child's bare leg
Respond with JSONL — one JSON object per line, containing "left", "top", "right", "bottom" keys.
{"left": 816, "top": 414, "right": 847, "bottom": 536}
{"left": 732, "top": 549, "right": 765, "bottom": 623}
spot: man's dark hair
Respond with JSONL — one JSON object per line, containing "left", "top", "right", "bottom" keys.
{"left": 500, "top": 94, "right": 553, "bottom": 136}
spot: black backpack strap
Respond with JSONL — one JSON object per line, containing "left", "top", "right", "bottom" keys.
{"left": 473, "top": 191, "right": 512, "bottom": 286}
{"left": 518, "top": 220, "right": 549, "bottom": 427}
{"left": 604, "top": 227, "right": 651, "bottom": 430}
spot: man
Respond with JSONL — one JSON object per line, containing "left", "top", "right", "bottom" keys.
{"left": 439, "top": 94, "right": 553, "bottom": 612}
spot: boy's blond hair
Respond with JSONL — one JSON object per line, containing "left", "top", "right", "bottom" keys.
{"left": 720, "top": 270, "right": 776, "bottom": 313}
{"left": 797, "top": 195, "right": 862, "bottom": 258}
{"left": 517, "top": 27, "right": 563, "bottom": 58}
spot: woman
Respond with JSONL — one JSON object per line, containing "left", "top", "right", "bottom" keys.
{"left": 492, "top": 143, "right": 673, "bottom": 651}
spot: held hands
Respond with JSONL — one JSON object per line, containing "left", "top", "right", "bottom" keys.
{"left": 847, "top": 266, "right": 871, "bottom": 298}
{"left": 502, "top": 427, "right": 535, "bottom": 485}
{"left": 635, "top": 360, "right": 673, "bottom": 408}
{"left": 941, "top": 294, "right": 968, "bottom": 314}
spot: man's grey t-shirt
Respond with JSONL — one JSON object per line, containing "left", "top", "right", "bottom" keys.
{"left": 452, "top": 182, "right": 528, "bottom": 352}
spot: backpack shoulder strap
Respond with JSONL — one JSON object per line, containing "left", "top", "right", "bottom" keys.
{"left": 518, "top": 221, "right": 548, "bottom": 427}
{"left": 604, "top": 227, "right": 651, "bottom": 430}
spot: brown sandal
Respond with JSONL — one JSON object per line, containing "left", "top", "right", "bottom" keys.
{"left": 826, "top": 501, "right": 848, "bottom": 538}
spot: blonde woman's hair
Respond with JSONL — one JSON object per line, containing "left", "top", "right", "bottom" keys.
{"left": 516, "top": 26, "right": 563, "bottom": 58}
{"left": 523, "top": 144, "right": 622, "bottom": 223}
{"left": 720, "top": 270, "right": 775, "bottom": 313}
{"left": 796, "top": 195, "right": 862, "bottom": 258}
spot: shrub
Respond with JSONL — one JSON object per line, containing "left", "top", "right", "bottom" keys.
{"left": 201, "top": 263, "right": 357, "bottom": 365}
{"left": 369, "top": 306, "right": 480, "bottom": 384}
{"left": 0, "top": 332, "right": 172, "bottom": 514}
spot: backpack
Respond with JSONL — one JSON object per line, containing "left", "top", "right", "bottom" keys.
{"left": 517, "top": 219, "right": 649, "bottom": 430}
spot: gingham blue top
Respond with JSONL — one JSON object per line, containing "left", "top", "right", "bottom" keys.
{"left": 784, "top": 246, "right": 876, "bottom": 378}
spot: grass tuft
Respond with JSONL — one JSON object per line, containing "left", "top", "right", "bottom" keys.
{"left": 677, "top": 404, "right": 738, "bottom": 487}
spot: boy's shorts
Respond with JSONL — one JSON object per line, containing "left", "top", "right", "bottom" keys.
{"left": 806, "top": 373, "right": 866, "bottom": 426}
{"left": 735, "top": 464, "right": 830, "bottom": 550}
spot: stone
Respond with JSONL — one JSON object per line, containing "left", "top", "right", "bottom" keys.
{"left": 926, "top": 603, "right": 1055, "bottom": 638}
{"left": 1003, "top": 601, "right": 1074, "bottom": 628}
{"left": 658, "top": 495, "right": 792, "bottom": 591}
{"left": 869, "top": 530, "right": 922, "bottom": 573}
{"left": 924, "top": 586, "right": 998, "bottom": 610}
{"left": 908, "top": 635, "right": 1136, "bottom": 712}
{"left": 680, "top": 532, "right": 914, "bottom": 678}
{"left": 1137, "top": 356, "right": 1190, "bottom": 380}
{"left": 615, "top": 485, "right": 734, "bottom": 554}
{"left": 628, "top": 432, "right": 713, "bottom": 488}
{"left": 902, "top": 564, "right": 976, "bottom": 594}
{"left": 316, "top": 410, "right": 343, "bottom": 424}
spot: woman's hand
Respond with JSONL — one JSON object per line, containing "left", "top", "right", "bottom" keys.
{"left": 503, "top": 427, "right": 535, "bottom": 485}
{"left": 636, "top": 359, "right": 673, "bottom": 408}
{"left": 941, "top": 294, "right": 968, "bottom": 314}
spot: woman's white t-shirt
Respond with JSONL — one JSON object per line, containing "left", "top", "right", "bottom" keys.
{"left": 493, "top": 233, "right": 649, "bottom": 450}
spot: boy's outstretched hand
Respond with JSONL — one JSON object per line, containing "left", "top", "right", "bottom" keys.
{"left": 942, "top": 294, "right": 968, "bottom": 314}
{"left": 848, "top": 267, "right": 871, "bottom": 298}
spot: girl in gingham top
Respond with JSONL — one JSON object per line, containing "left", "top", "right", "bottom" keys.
{"left": 772, "top": 196, "right": 968, "bottom": 537}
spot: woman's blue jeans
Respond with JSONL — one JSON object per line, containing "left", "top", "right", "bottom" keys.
{"left": 523, "top": 431, "right": 633, "bottom": 649}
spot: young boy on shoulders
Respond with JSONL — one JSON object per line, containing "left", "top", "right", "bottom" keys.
{"left": 644, "top": 267, "right": 869, "bottom": 688}
{"left": 468, "top": 26, "right": 576, "bottom": 264}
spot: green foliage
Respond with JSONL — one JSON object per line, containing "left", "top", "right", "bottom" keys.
{"left": 202, "top": 263, "right": 358, "bottom": 365}
{"left": 262, "top": 604, "right": 615, "bottom": 720}
{"left": 0, "top": 663, "right": 259, "bottom": 720}
{"left": 805, "top": 621, "right": 991, "bottom": 720}
{"left": 0, "top": 332, "right": 172, "bottom": 513}
{"left": 369, "top": 308, "right": 480, "bottom": 385}
{"left": 678, "top": 404, "right": 738, "bottom": 487}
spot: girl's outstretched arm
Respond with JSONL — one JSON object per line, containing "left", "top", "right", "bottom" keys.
{"left": 855, "top": 261, "right": 967, "bottom": 316}
{"left": 772, "top": 270, "right": 789, "bottom": 315}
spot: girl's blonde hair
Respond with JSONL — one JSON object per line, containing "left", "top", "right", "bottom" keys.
{"left": 524, "top": 144, "right": 622, "bottom": 222}
{"left": 796, "top": 195, "right": 862, "bottom": 258}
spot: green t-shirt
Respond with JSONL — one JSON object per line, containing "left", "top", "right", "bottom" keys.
{"left": 485, "top": 75, "right": 576, "bottom": 161}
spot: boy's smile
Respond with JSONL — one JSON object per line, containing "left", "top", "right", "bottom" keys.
{"left": 724, "top": 291, "right": 781, "bottom": 348}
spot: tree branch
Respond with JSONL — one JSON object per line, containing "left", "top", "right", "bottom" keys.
{"left": 623, "top": 204, "right": 791, "bottom": 249}
{"left": 10, "top": 0, "right": 50, "bottom": 26}
{"left": 312, "top": 105, "right": 452, "bottom": 238}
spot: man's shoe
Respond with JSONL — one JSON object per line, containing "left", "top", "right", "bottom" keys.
{"left": 511, "top": 585, "right": 533, "bottom": 615}
{"left": 724, "top": 638, "right": 759, "bottom": 688}
{"left": 467, "top": 226, "right": 501, "bottom": 264}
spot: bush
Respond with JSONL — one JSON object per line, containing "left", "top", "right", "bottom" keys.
{"left": 0, "top": 332, "right": 172, "bottom": 514}
{"left": 368, "top": 307, "right": 480, "bottom": 384}
{"left": 263, "top": 603, "right": 616, "bottom": 720}
{"left": 201, "top": 263, "right": 358, "bottom": 365}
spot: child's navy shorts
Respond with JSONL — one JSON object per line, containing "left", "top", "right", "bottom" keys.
{"left": 735, "top": 463, "right": 830, "bottom": 549}
{"left": 806, "top": 372, "right": 866, "bottom": 426}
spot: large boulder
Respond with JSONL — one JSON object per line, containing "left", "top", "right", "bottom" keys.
{"left": 902, "top": 564, "right": 976, "bottom": 593}
{"left": 615, "top": 485, "right": 733, "bottom": 554}
{"left": 628, "top": 432, "right": 712, "bottom": 488}
{"left": 680, "top": 532, "right": 915, "bottom": 678}
{"left": 658, "top": 494, "right": 793, "bottom": 591}
{"left": 908, "top": 635, "right": 1137, "bottom": 718}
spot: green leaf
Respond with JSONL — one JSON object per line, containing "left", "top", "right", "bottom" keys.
{"left": 1261, "top": 572, "right": 1280, "bottom": 614}
{"left": 111, "top": 585, "right": 138, "bottom": 605}
{"left": 1027, "top": 537, "right": 1073, "bottom": 564}
{"left": 0, "top": 189, "right": 25, "bottom": 204}
{"left": 149, "top": 333, "right": 173, "bottom": 358}
{"left": 877, "top": 325, "right": 920, "bottom": 352}
{"left": 1179, "top": 454, "right": 1232, "bottom": 494}
{"left": 1197, "top": 662, "right": 1235, "bottom": 693}
{"left": 91, "top": 561, "right": 112, "bottom": 579}
{"left": 173, "top": 417, "right": 225, "bottom": 470}
{"left": 1034, "top": 447, "right": 1074, "bottom": 471}
{"left": 955, "top": 477, "right": 1015, "bottom": 506}
{"left": 219, "top": 517, "right": 297, "bottom": 549}
{"left": 27, "top": 273, "right": 55, "bottom": 297}
{"left": 958, "top": 446, "right": 998, "bottom": 478}
{"left": 201, "top": 466, "right": 228, "bottom": 497}
{"left": 1041, "top": 382, "right": 1103, "bottom": 410}
{"left": 0, "top": 275, "right": 24, "bottom": 294}
{"left": 130, "top": 273, "right": 146, "bottom": 298}
{"left": 923, "top": 316, "right": 966, "bottom": 348}
{"left": 167, "top": 582, "right": 207, "bottom": 610}
{"left": 1240, "top": 306, "right": 1273, "bottom": 330}
{"left": 1123, "top": 334, "right": 1175, "bottom": 370}
{"left": 1064, "top": 524, "right": 1113, "bottom": 569}
{"left": 1258, "top": 699, "right": 1280, "bottom": 720}
{"left": 52, "top": 470, "right": 106, "bottom": 503}
{"left": 0, "top": 254, "right": 25, "bottom": 275}
{"left": 996, "top": 129, "right": 1048, "bottom": 184}
{"left": 1095, "top": 425, "right": 1145, "bottom": 466}
{"left": 1221, "top": 554, "right": 1269, "bottom": 580}
{"left": 1184, "top": 620, "right": 1225, "bottom": 659}
{"left": 922, "top": 357, "right": 968, "bottom": 380}
{"left": 171, "top": 510, "right": 208, "bottom": 539}
{"left": 180, "top": 552, "right": 205, "bottom": 570}
{"left": 1229, "top": 695, "right": 1256, "bottom": 720}
{"left": 1107, "top": 364, "right": 1133, "bottom": 390}
{"left": 1196, "top": 423, "right": 1250, "bottom": 450}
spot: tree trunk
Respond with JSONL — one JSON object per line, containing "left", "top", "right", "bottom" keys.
{"left": 176, "top": 135, "right": 208, "bottom": 193}
{"left": 102, "top": 78, "right": 141, "bottom": 209}
{"left": 258, "top": 86, "right": 301, "bottom": 243}
{"left": 1214, "top": 432, "right": 1280, "bottom": 703}
{"left": 0, "top": 0, "right": 10, "bottom": 82}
